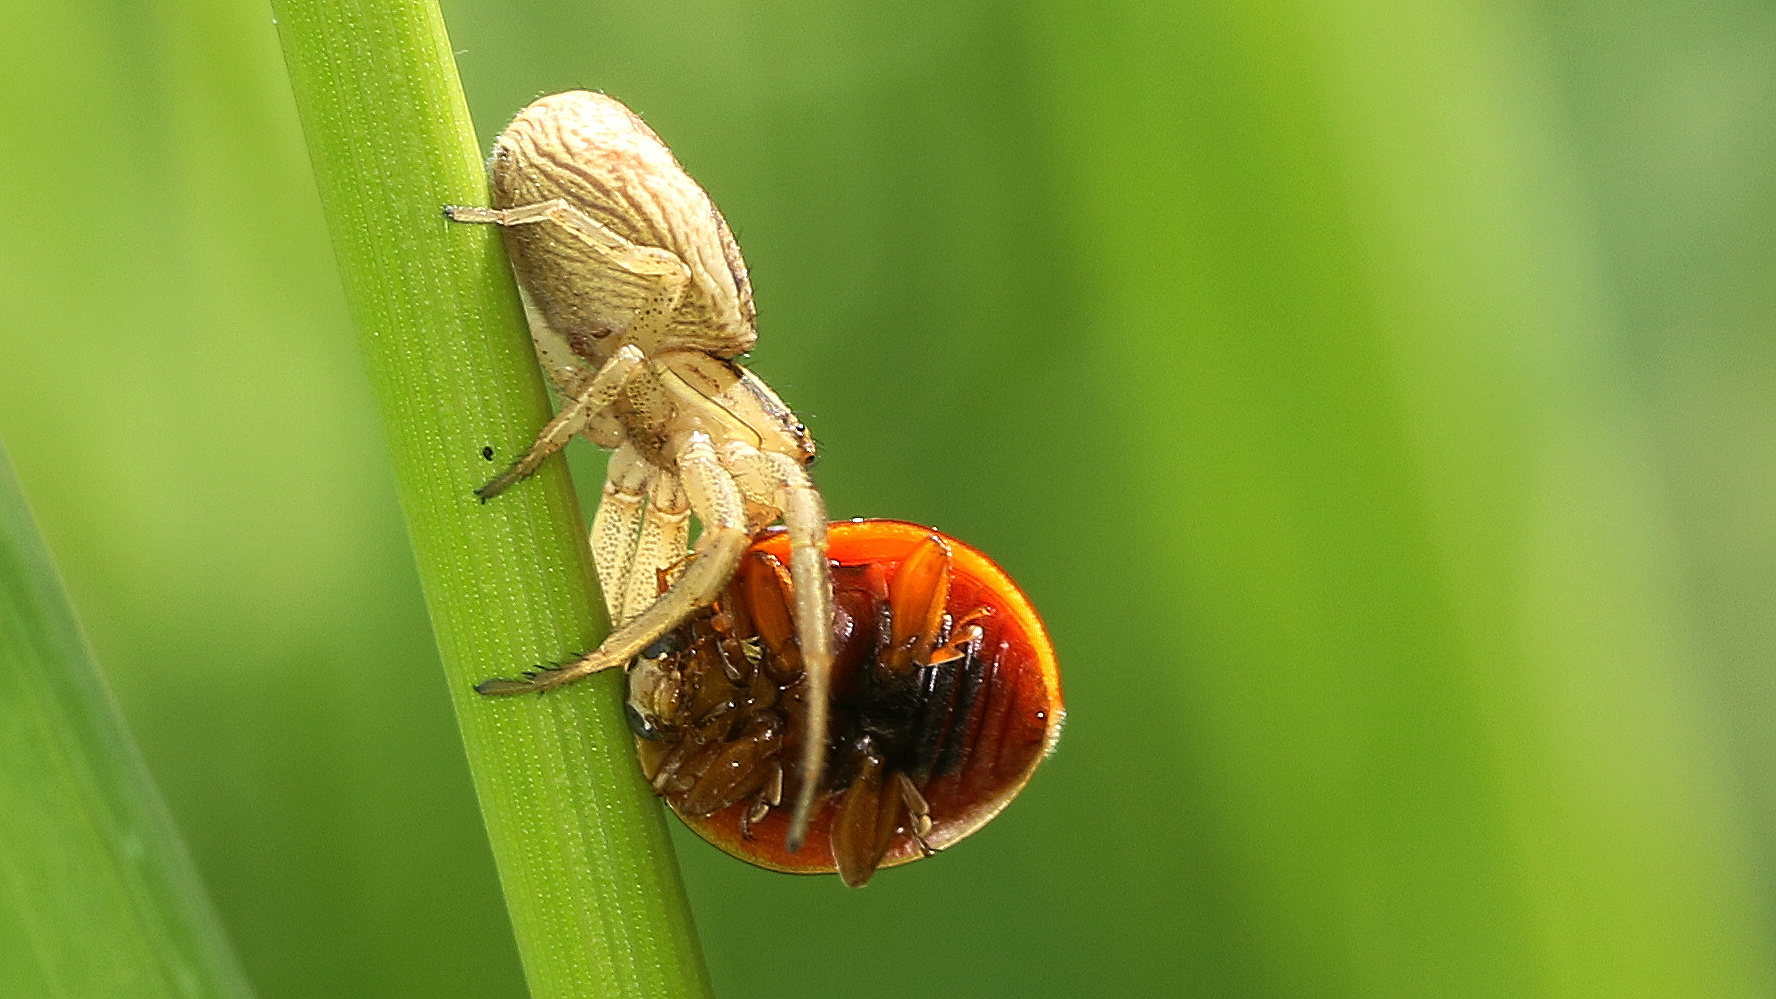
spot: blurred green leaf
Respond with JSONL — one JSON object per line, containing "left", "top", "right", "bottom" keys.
{"left": 0, "top": 442, "right": 254, "bottom": 999}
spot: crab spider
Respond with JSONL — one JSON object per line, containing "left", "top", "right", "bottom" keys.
{"left": 447, "top": 91, "right": 834, "bottom": 845}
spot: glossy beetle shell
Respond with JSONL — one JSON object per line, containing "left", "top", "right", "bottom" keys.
{"left": 632, "top": 519, "right": 1063, "bottom": 886}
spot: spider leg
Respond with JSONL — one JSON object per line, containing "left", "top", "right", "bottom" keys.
{"left": 720, "top": 443, "right": 833, "bottom": 849}
{"left": 619, "top": 473, "right": 690, "bottom": 625}
{"left": 446, "top": 199, "right": 689, "bottom": 346}
{"left": 589, "top": 444, "right": 651, "bottom": 622}
{"left": 478, "top": 344, "right": 648, "bottom": 500}
{"left": 476, "top": 431, "right": 749, "bottom": 695}
{"left": 764, "top": 453, "right": 833, "bottom": 851}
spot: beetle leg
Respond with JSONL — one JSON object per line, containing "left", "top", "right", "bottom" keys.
{"left": 885, "top": 534, "right": 952, "bottom": 675}
{"left": 476, "top": 344, "right": 648, "bottom": 500}
{"left": 832, "top": 740, "right": 904, "bottom": 888}
{"left": 734, "top": 550, "right": 793, "bottom": 659}
{"left": 589, "top": 445, "right": 651, "bottom": 622}
{"left": 741, "top": 797, "right": 768, "bottom": 839}
{"left": 740, "top": 763, "right": 784, "bottom": 840}
{"left": 477, "top": 432, "right": 748, "bottom": 695}
{"left": 446, "top": 199, "right": 690, "bottom": 346}
{"left": 926, "top": 608, "right": 990, "bottom": 668}
{"left": 893, "top": 772, "right": 936, "bottom": 855}
{"left": 765, "top": 760, "right": 784, "bottom": 807}
{"left": 681, "top": 711, "right": 783, "bottom": 816}
{"left": 649, "top": 737, "right": 698, "bottom": 793}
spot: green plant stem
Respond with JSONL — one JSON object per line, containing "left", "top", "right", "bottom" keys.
{"left": 268, "top": 3, "right": 711, "bottom": 997}
{"left": 0, "top": 441, "right": 255, "bottom": 999}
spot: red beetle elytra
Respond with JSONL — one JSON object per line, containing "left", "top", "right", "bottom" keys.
{"left": 627, "top": 519, "right": 1063, "bottom": 886}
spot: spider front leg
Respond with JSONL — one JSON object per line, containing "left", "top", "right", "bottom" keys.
{"left": 476, "top": 344, "right": 647, "bottom": 500}
{"left": 616, "top": 474, "right": 691, "bottom": 625}
{"left": 724, "top": 444, "right": 834, "bottom": 848}
{"left": 769, "top": 455, "right": 834, "bottom": 850}
{"left": 444, "top": 199, "right": 692, "bottom": 346}
{"left": 446, "top": 197, "right": 692, "bottom": 498}
{"left": 589, "top": 444, "right": 651, "bottom": 622}
{"left": 476, "top": 432, "right": 750, "bottom": 696}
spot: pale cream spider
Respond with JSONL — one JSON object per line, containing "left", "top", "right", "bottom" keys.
{"left": 446, "top": 91, "right": 833, "bottom": 842}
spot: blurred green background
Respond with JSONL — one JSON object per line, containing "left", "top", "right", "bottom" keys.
{"left": 3, "top": 0, "right": 1774, "bottom": 996}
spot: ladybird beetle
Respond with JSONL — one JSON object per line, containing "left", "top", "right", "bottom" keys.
{"left": 627, "top": 519, "right": 1063, "bottom": 886}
